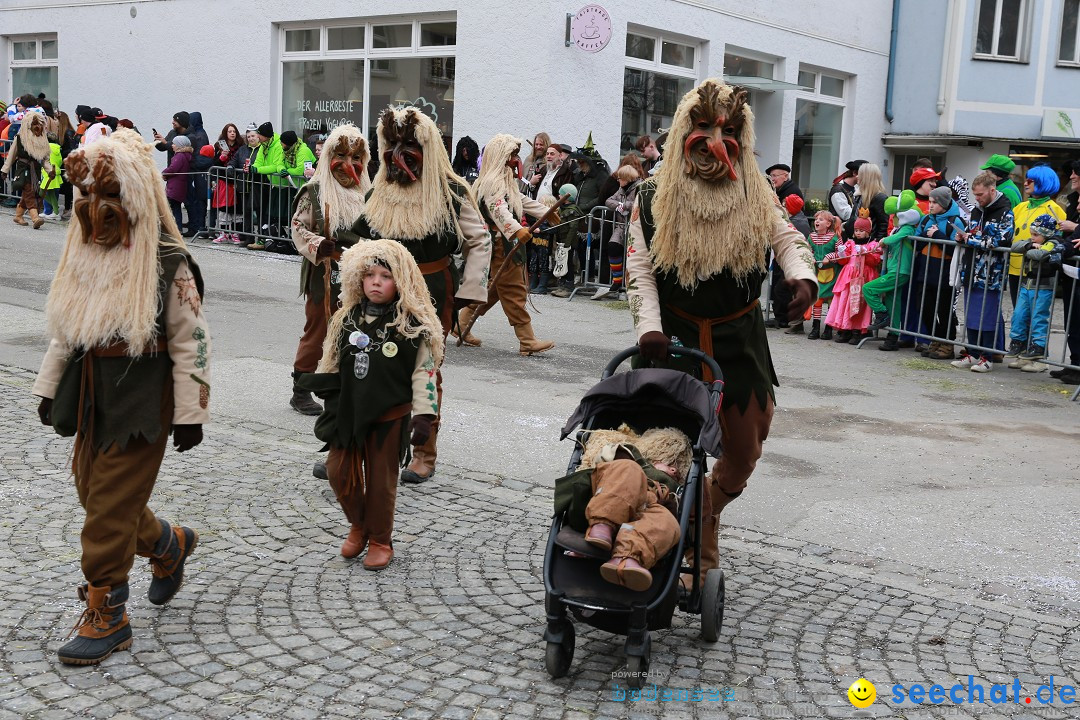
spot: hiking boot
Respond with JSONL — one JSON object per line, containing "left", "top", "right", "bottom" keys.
{"left": 929, "top": 343, "right": 955, "bottom": 360}
{"left": 1018, "top": 344, "right": 1046, "bottom": 360}
{"left": 848, "top": 331, "right": 864, "bottom": 345}
{"left": 341, "top": 526, "right": 366, "bottom": 559}
{"left": 820, "top": 324, "right": 833, "bottom": 341}
{"left": 290, "top": 389, "right": 322, "bottom": 416}
{"left": 785, "top": 322, "right": 805, "bottom": 335}
{"left": 148, "top": 521, "right": 198, "bottom": 606}
{"left": 1059, "top": 369, "right": 1080, "bottom": 384}
{"left": 363, "top": 542, "right": 393, "bottom": 571}
{"left": 879, "top": 333, "right": 899, "bottom": 351}
{"left": 515, "top": 322, "right": 555, "bottom": 356}
{"left": 600, "top": 557, "right": 653, "bottom": 592}
{"left": 806, "top": 320, "right": 821, "bottom": 340}
{"left": 835, "top": 330, "right": 852, "bottom": 343}
{"left": 551, "top": 285, "right": 573, "bottom": 299}
{"left": 584, "top": 523, "right": 614, "bottom": 553}
{"left": 57, "top": 583, "right": 132, "bottom": 666}
{"left": 1004, "top": 340, "right": 1025, "bottom": 359}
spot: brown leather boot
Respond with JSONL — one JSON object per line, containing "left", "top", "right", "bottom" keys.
{"left": 514, "top": 322, "right": 555, "bottom": 356}
{"left": 30, "top": 208, "right": 44, "bottom": 229}
{"left": 13, "top": 204, "right": 27, "bottom": 226}
{"left": 57, "top": 583, "right": 132, "bottom": 665}
{"left": 341, "top": 526, "right": 366, "bottom": 558}
{"left": 401, "top": 420, "right": 438, "bottom": 483}
{"left": 363, "top": 541, "right": 393, "bottom": 570}
{"left": 451, "top": 306, "right": 482, "bottom": 347}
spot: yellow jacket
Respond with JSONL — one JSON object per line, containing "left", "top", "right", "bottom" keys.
{"left": 1010, "top": 198, "right": 1064, "bottom": 276}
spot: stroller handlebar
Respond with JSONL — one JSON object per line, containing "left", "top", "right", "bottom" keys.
{"left": 602, "top": 346, "right": 724, "bottom": 383}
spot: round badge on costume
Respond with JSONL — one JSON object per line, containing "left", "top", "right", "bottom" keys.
{"left": 349, "top": 331, "right": 370, "bottom": 349}
{"left": 382, "top": 341, "right": 398, "bottom": 358}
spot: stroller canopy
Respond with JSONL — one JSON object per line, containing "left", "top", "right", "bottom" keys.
{"left": 561, "top": 368, "right": 722, "bottom": 457}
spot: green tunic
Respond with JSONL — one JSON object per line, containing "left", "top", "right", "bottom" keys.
{"left": 810, "top": 233, "right": 840, "bottom": 300}
{"left": 300, "top": 306, "right": 420, "bottom": 454}
{"left": 50, "top": 244, "right": 204, "bottom": 451}
{"left": 293, "top": 183, "right": 365, "bottom": 304}
{"left": 635, "top": 183, "right": 775, "bottom": 413}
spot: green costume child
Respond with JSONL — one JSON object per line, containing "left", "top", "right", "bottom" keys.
{"left": 863, "top": 190, "right": 921, "bottom": 350}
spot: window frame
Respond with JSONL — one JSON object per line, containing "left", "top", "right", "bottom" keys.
{"left": 972, "top": 0, "right": 1032, "bottom": 63}
{"left": 1059, "top": 0, "right": 1080, "bottom": 67}
{"left": 623, "top": 25, "right": 702, "bottom": 80}
{"left": 276, "top": 14, "right": 457, "bottom": 136}
{"left": 791, "top": 64, "right": 851, "bottom": 201}
{"left": 7, "top": 33, "right": 59, "bottom": 105}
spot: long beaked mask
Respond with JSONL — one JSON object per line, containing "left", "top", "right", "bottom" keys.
{"left": 682, "top": 84, "right": 747, "bottom": 184}
{"left": 67, "top": 150, "right": 132, "bottom": 248}
{"left": 380, "top": 109, "right": 424, "bottom": 185}
{"left": 329, "top": 134, "right": 367, "bottom": 188}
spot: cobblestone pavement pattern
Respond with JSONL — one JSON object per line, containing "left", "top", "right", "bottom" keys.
{"left": 1, "top": 365, "right": 1079, "bottom": 719}
{"left": 2, "top": 221, "right": 1080, "bottom": 719}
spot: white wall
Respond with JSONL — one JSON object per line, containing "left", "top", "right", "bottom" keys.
{"left": 2, "top": 0, "right": 893, "bottom": 180}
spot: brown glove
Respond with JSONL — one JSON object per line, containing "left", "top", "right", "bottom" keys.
{"left": 638, "top": 331, "right": 670, "bottom": 362}
{"left": 315, "top": 238, "right": 337, "bottom": 259}
{"left": 410, "top": 415, "right": 435, "bottom": 446}
{"left": 785, "top": 278, "right": 818, "bottom": 320}
{"left": 512, "top": 228, "right": 533, "bottom": 244}
{"left": 549, "top": 212, "right": 561, "bottom": 225}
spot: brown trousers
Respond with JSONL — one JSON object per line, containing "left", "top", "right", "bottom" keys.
{"left": 481, "top": 241, "right": 531, "bottom": 327}
{"left": 18, "top": 184, "right": 41, "bottom": 212}
{"left": 74, "top": 390, "right": 172, "bottom": 588}
{"left": 293, "top": 293, "right": 329, "bottom": 374}
{"left": 586, "top": 460, "right": 680, "bottom": 568}
{"left": 691, "top": 397, "right": 774, "bottom": 580}
{"left": 326, "top": 414, "right": 407, "bottom": 545}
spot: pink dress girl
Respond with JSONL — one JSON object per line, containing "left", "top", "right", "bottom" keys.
{"left": 824, "top": 230, "right": 882, "bottom": 333}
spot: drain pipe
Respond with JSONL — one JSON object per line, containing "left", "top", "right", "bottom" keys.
{"left": 885, "top": 0, "right": 900, "bottom": 122}
{"left": 937, "top": 0, "right": 957, "bottom": 115}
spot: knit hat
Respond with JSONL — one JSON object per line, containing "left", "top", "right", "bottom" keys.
{"left": 257, "top": 121, "right": 274, "bottom": 138}
{"left": 173, "top": 111, "right": 190, "bottom": 128}
{"left": 909, "top": 166, "right": 942, "bottom": 188}
{"left": 199, "top": 143, "right": 215, "bottom": 158}
{"left": 783, "top": 194, "right": 804, "bottom": 216}
{"left": 853, "top": 215, "right": 873, "bottom": 235}
{"left": 280, "top": 130, "right": 297, "bottom": 147}
{"left": 172, "top": 135, "right": 191, "bottom": 149}
{"left": 245, "top": 122, "right": 259, "bottom": 134}
{"left": 980, "top": 154, "right": 1015, "bottom": 174}
{"left": 1029, "top": 214, "right": 1061, "bottom": 240}
{"left": 928, "top": 186, "right": 953, "bottom": 210}
{"left": 558, "top": 183, "right": 578, "bottom": 202}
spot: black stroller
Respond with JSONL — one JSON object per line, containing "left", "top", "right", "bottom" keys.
{"left": 542, "top": 346, "right": 726, "bottom": 687}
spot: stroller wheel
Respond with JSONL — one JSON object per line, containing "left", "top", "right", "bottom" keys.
{"left": 700, "top": 569, "right": 725, "bottom": 642}
{"left": 544, "top": 621, "right": 575, "bottom": 678}
{"left": 625, "top": 641, "right": 650, "bottom": 689}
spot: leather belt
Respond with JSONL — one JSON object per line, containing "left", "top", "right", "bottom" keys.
{"left": 664, "top": 299, "right": 760, "bottom": 382}
{"left": 417, "top": 256, "right": 451, "bottom": 274}
{"left": 90, "top": 338, "right": 169, "bottom": 358}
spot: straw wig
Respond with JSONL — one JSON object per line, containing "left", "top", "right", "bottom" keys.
{"left": 317, "top": 239, "right": 445, "bottom": 372}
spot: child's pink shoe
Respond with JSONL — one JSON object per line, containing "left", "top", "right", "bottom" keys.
{"left": 584, "top": 523, "right": 614, "bottom": 552}
{"left": 600, "top": 556, "right": 653, "bottom": 591}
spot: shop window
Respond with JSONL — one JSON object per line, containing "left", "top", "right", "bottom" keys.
{"left": 621, "top": 27, "right": 700, "bottom": 153}
{"left": 327, "top": 27, "right": 364, "bottom": 52}
{"left": 285, "top": 28, "right": 319, "bottom": 53}
{"left": 8, "top": 34, "right": 58, "bottom": 105}
{"left": 974, "top": 0, "right": 1030, "bottom": 62}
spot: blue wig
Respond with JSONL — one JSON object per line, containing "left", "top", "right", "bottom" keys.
{"left": 1026, "top": 165, "right": 1061, "bottom": 197}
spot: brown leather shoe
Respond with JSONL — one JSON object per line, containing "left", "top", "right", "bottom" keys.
{"left": 600, "top": 557, "right": 653, "bottom": 591}
{"left": 341, "top": 526, "right": 366, "bottom": 559}
{"left": 363, "top": 542, "right": 393, "bottom": 571}
{"left": 514, "top": 322, "right": 555, "bottom": 356}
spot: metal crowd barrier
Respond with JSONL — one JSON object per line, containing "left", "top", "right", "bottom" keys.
{"left": 869, "top": 234, "right": 1079, "bottom": 402}
{"left": 206, "top": 165, "right": 306, "bottom": 249}
{"left": 567, "top": 205, "right": 629, "bottom": 300}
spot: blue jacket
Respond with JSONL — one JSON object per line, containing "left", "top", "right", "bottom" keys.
{"left": 962, "top": 192, "right": 1013, "bottom": 291}
{"left": 913, "top": 202, "right": 965, "bottom": 283}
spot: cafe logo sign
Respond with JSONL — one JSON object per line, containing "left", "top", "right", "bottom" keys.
{"left": 570, "top": 4, "right": 612, "bottom": 53}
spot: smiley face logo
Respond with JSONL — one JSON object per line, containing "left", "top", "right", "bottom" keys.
{"left": 847, "top": 678, "right": 876, "bottom": 708}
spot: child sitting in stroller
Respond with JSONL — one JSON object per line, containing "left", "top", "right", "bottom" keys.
{"left": 578, "top": 425, "right": 692, "bottom": 591}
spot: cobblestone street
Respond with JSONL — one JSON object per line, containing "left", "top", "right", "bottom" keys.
{"left": 2, "top": 364, "right": 1079, "bottom": 719}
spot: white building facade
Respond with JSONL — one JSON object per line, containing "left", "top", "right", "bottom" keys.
{"left": 3, "top": 0, "right": 894, "bottom": 199}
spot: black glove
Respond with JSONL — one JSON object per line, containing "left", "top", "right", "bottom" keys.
{"left": 409, "top": 415, "right": 435, "bottom": 447}
{"left": 225, "top": 166, "right": 236, "bottom": 177}
{"left": 37, "top": 397, "right": 53, "bottom": 426}
{"left": 638, "top": 331, "right": 671, "bottom": 362}
{"left": 172, "top": 424, "right": 203, "bottom": 453}
{"left": 315, "top": 238, "right": 337, "bottom": 259}
{"left": 785, "top": 279, "right": 818, "bottom": 321}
